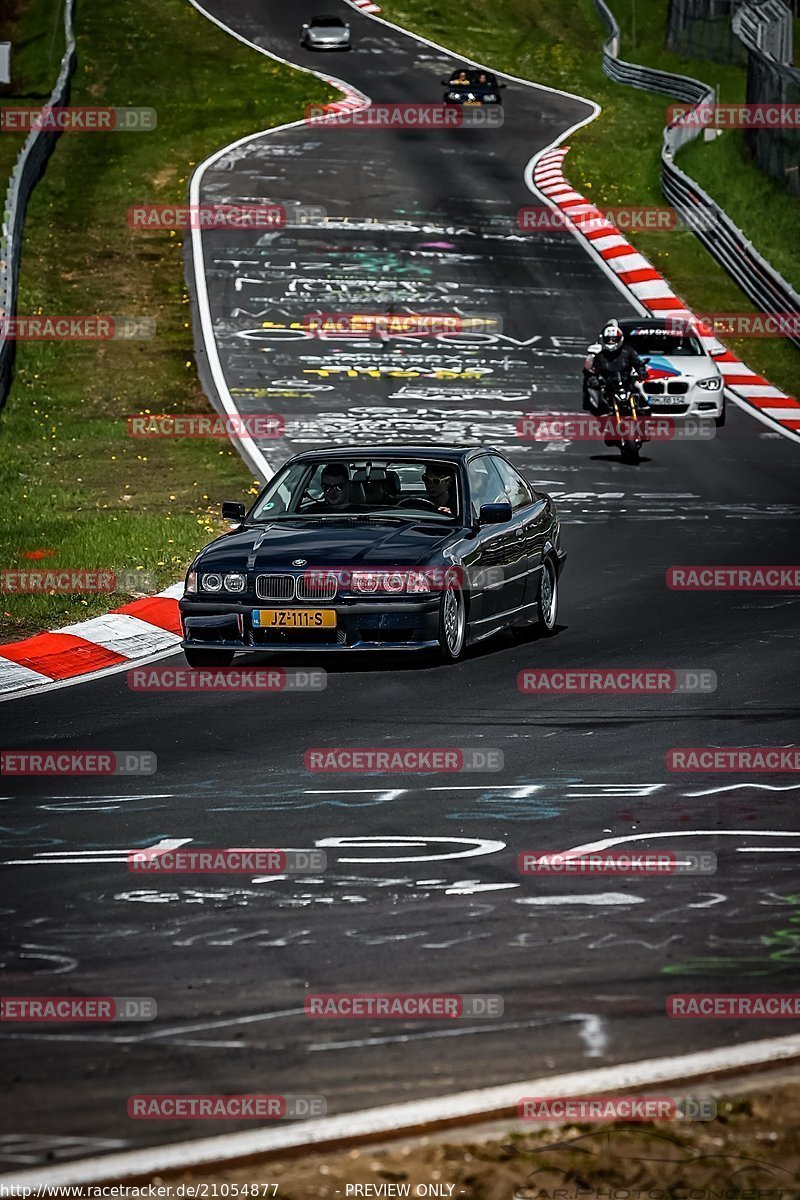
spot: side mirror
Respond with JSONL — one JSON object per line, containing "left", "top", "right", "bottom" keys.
{"left": 479, "top": 502, "right": 512, "bottom": 525}
{"left": 221, "top": 501, "right": 246, "bottom": 522}
{"left": 442, "top": 78, "right": 452, "bottom": 85}
{"left": 587, "top": 342, "right": 602, "bottom": 354}
{"left": 499, "top": 82, "right": 507, "bottom": 89}
{"left": 709, "top": 344, "right": 726, "bottom": 356}
{"left": 641, "top": 356, "right": 650, "bottom": 364}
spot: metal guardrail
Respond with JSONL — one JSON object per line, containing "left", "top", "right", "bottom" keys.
{"left": 592, "top": 0, "right": 800, "bottom": 353}
{"left": 0, "top": 0, "right": 77, "bottom": 407}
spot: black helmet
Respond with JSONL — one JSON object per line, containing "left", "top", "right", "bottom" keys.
{"left": 601, "top": 322, "right": 623, "bottom": 353}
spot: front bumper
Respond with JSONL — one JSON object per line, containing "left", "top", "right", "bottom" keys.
{"left": 179, "top": 596, "right": 441, "bottom": 654}
{"left": 643, "top": 381, "right": 723, "bottom": 418}
{"left": 304, "top": 37, "right": 351, "bottom": 49}
{"left": 444, "top": 96, "right": 502, "bottom": 106}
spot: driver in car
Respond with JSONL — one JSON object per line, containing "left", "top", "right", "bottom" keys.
{"left": 422, "top": 464, "right": 456, "bottom": 515}
{"left": 450, "top": 68, "right": 471, "bottom": 86}
{"left": 306, "top": 463, "right": 351, "bottom": 512}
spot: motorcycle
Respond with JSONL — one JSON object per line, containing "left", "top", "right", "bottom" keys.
{"left": 603, "top": 375, "right": 641, "bottom": 464}
{"left": 598, "top": 361, "right": 651, "bottom": 464}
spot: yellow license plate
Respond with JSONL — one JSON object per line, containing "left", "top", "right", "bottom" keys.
{"left": 464, "top": 101, "right": 482, "bottom": 106}
{"left": 255, "top": 609, "right": 336, "bottom": 629}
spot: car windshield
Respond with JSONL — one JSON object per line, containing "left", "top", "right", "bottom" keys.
{"left": 448, "top": 70, "right": 496, "bottom": 88}
{"left": 624, "top": 329, "right": 705, "bottom": 357}
{"left": 249, "top": 459, "right": 461, "bottom": 522}
{"left": 311, "top": 16, "right": 345, "bottom": 26}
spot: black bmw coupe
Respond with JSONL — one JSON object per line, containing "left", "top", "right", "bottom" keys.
{"left": 179, "top": 445, "right": 565, "bottom": 665}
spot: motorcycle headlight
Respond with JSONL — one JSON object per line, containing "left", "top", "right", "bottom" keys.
{"left": 185, "top": 570, "right": 198, "bottom": 594}
{"left": 224, "top": 573, "right": 246, "bottom": 593}
{"left": 697, "top": 376, "right": 722, "bottom": 391}
{"left": 202, "top": 572, "right": 223, "bottom": 592}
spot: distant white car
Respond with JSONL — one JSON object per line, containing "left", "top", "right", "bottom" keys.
{"left": 583, "top": 317, "right": 726, "bottom": 426}
{"left": 301, "top": 15, "right": 352, "bottom": 50}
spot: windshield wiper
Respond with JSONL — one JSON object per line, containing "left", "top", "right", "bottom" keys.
{"left": 352, "top": 514, "right": 409, "bottom": 525}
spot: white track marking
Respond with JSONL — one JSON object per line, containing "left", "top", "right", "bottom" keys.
{"left": 309, "top": 1013, "right": 603, "bottom": 1052}
{"left": 445, "top": 880, "right": 519, "bottom": 894}
{"left": 4, "top": 838, "right": 191, "bottom": 867}
{"left": 515, "top": 893, "right": 645, "bottom": 906}
{"left": 563, "top": 830, "right": 800, "bottom": 856}
{"left": 8, "top": 1036, "right": 800, "bottom": 1186}
{"left": 315, "top": 835, "right": 505, "bottom": 863}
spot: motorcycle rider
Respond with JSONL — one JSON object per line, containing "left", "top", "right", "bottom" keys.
{"left": 585, "top": 320, "right": 652, "bottom": 416}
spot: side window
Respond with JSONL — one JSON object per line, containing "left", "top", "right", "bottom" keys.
{"left": 490, "top": 456, "right": 535, "bottom": 511}
{"left": 252, "top": 464, "right": 307, "bottom": 518}
{"left": 467, "top": 456, "right": 506, "bottom": 519}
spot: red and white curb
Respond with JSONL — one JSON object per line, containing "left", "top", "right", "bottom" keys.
{"left": 532, "top": 146, "right": 800, "bottom": 442}
{"left": 0, "top": 584, "right": 182, "bottom": 698}
{"left": 346, "top": 0, "right": 382, "bottom": 13}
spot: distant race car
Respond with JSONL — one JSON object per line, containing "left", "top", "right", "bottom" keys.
{"left": 442, "top": 68, "right": 505, "bottom": 105}
{"left": 582, "top": 317, "right": 726, "bottom": 426}
{"left": 180, "top": 445, "right": 565, "bottom": 666}
{"left": 300, "top": 15, "right": 351, "bottom": 50}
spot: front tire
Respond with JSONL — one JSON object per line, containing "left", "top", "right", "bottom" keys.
{"left": 715, "top": 401, "right": 726, "bottom": 428}
{"left": 183, "top": 648, "right": 235, "bottom": 668}
{"left": 536, "top": 556, "right": 559, "bottom": 636}
{"left": 436, "top": 583, "right": 467, "bottom": 662}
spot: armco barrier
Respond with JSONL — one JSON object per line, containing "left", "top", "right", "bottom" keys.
{"left": 592, "top": 0, "right": 800, "bottom": 353}
{"left": 0, "top": 0, "right": 76, "bottom": 407}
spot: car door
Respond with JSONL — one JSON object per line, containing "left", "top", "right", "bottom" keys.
{"left": 489, "top": 455, "right": 550, "bottom": 614}
{"left": 465, "top": 455, "right": 526, "bottom": 628}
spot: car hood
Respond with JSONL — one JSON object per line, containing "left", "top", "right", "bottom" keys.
{"left": 195, "top": 520, "right": 456, "bottom": 572}
{"left": 645, "top": 353, "right": 720, "bottom": 380}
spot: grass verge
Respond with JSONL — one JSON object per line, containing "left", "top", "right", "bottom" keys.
{"left": 0, "top": 0, "right": 333, "bottom": 642}
{"left": 387, "top": 0, "right": 800, "bottom": 397}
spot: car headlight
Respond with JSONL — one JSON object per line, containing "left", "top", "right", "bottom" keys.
{"left": 483, "top": 93, "right": 497, "bottom": 101}
{"left": 405, "top": 570, "right": 432, "bottom": 594}
{"left": 352, "top": 571, "right": 384, "bottom": 594}
{"left": 382, "top": 572, "right": 406, "bottom": 594}
{"left": 224, "top": 573, "right": 246, "bottom": 593}
{"left": 697, "top": 376, "right": 722, "bottom": 391}
{"left": 202, "top": 572, "right": 223, "bottom": 592}
{"left": 351, "top": 570, "right": 432, "bottom": 594}
{"left": 185, "top": 570, "right": 197, "bottom": 594}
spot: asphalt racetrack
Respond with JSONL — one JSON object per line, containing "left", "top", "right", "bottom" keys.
{"left": 2, "top": 0, "right": 800, "bottom": 1171}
